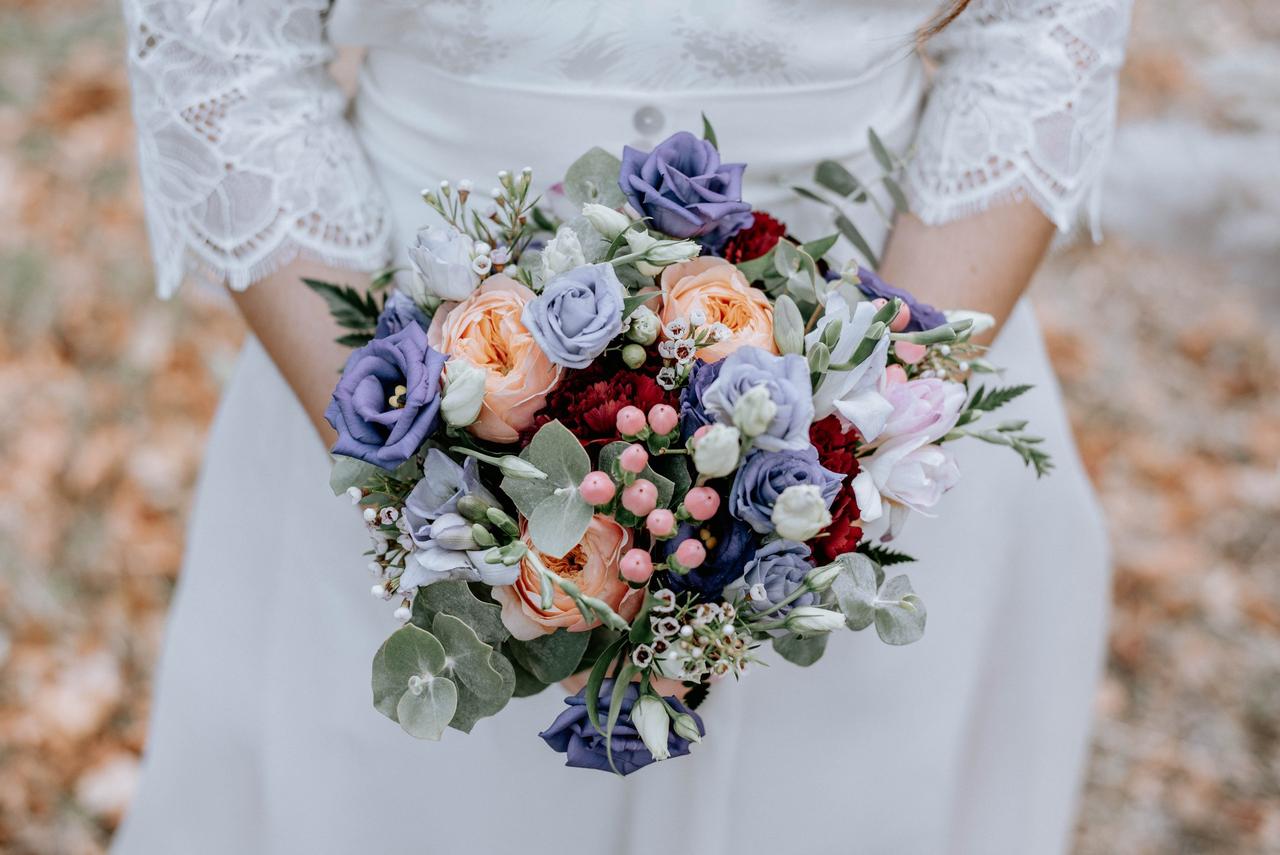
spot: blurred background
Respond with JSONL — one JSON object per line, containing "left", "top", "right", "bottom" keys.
{"left": 0, "top": 1, "right": 1277, "bottom": 852}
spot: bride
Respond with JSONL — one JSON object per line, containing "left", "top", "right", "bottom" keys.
{"left": 114, "top": 1, "right": 1131, "bottom": 853}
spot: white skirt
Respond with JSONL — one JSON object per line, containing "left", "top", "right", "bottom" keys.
{"left": 114, "top": 55, "right": 1110, "bottom": 855}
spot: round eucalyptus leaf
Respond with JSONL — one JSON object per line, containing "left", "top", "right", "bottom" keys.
{"left": 412, "top": 581, "right": 509, "bottom": 647}
{"left": 396, "top": 675, "right": 458, "bottom": 741}
{"left": 831, "top": 553, "right": 879, "bottom": 631}
{"left": 527, "top": 488, "right": 593, "bottom": 559}
{"left": 371, "top": 624, "right": 448, "bottom": 723}
{"left": 874, "top": 575, "right": 927, "bottom": 645}
{"left": 450, "top": 651, "right": 516, "bottom": 733}
{"left": 773, "top": 631, "right": 829, "bottom": 666}
{"left": 432, "top": 613, "right": 507, "bottom": 700}
{"left": 508, "top": 629, "right": 591, "bottom": 683}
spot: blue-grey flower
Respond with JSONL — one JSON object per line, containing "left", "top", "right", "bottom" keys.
{"left": 403, "top": 450, "right": 498, "bottom": 547}
{"left": 729, "top": 446, "right": 843, "bottom": 534}
{"left": 701, "top": 346, "right": 813, "bottom": 452}
{"left": 522, "top": 263, "right": 625, "bottom": 369}
{"left": 619, "top": 131, "right": 753, "bottom": 250}
{"left": 374, "top": 291, "right": 431, "bottom": 338}
{"left": 741, "top": 539, "right": 817, "bottom": 617}
{"left": 678, "top": 358, "right": 723, "bottom": 439}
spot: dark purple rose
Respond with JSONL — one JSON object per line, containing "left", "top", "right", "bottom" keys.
{"left": 730, "top": 447, "right": 843, "bottom": 534}
{"left": 660, "top": 504, "right": 758, "bottom": 602}
{"left": 678, "top": 358, "right": 723, "bottom": 439}
{"left": 539, "top": 680, "right": 704, "bottom": 776}
{"left": 374, "top": 291, "right": 431, "bottom": 338}
{"left": 742, "top": 539, "right": 817, "bottom": 617}
{"left": 324, "top": 324, "right": 445, "bottom": 470}
{"left": 853, "top": 266, "right": 947, "bottom": 331}
{"left": 619, "top": 131, "right": 754, "bottom": 250}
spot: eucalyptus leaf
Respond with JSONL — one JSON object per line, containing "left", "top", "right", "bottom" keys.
{"left": 395, "top": 675, "right": 457, "bottom": 741}
{"left": 883, "top": 175, "right": 909, "bottom": 213}
{"left": 867, "top": 127, "right": 895, "bottom": 173}
{"left": 433, "top": 613, "right": 508, "bottom": 700}
{"left": 836, "top": 214, "right": 880, "bottom": 270}
{"left": 502, "top": 419, "right": 592, "bottom": 516}
{"left": 508, "top": 629, "right": 592, "bottom": 683}
{"left": 814, "top": 160, "right": 862, "bottom": 198}
{"left": 450, "top": 650, "right": 516, "bottom": 733}
{"left": 874, "top": 575, "right": 927, "bottom": 645}
{"left": 507, "top": 649, "right": 552, "bottom": 698}
{"left": 329, "top": 454, "right": 419, "bottom": 495}
{"left": 773, "top": 631, "right": 830, "bottom": 666}
{"left": 411, "top": 581, "right": 509, "bottom": 647}
{"left": 564, "top": 147, "right": 626, "bottom": 208}
{"left": 371, "top": 624, "right": 449, "bottom": 730}
{"left": 831, "top": 552, "right": 880, "bottom": 631}
{"left": 527, "top": 487, "right": 593, "bottom": 558}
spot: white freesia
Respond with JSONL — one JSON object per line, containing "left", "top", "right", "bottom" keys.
{"left": 538, "top": 226, "right": 587, "bottom": 281}
{"left": 625, "top": 304, "right": 661, "bottom": 345}
{"left": 692, "top": 424, "right": 742, "bottom": 477}
{"left": 806, "top": 287, "right": 893, "bottom": 440}
{"left": 733, "top": 384, "right": 777, "bottom": 438}
{"left": 581, "top": 203, "right": 632, "bottom": 239}
{"left": 632, "top": 695, "right": 672, "bottom": 761}
{"left": 406, "top": 225, "right": 482, "bottom": 302}
{"left": 440, "top": 359, "right": 487, "bottom": 427}
{"left": 784, "top": 606, "right": 846, "bottom": 635}
{"left": 771, "top": 484, "right": 833, "bottom": 541}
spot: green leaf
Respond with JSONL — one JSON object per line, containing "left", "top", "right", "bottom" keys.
{"left": 411, "top": 581, "right": 509, "bottom": 647}
{"left": 773, "top": 631, "right": 829, "bottom": 666}
{"left": 802, "top": 233, "right": 840, "bottom": 262}
{"left": 432, "top": 613, "right": 514, "bottom": 732}
{"left": 584, "top": 637, "right": 626, "bottom": 736}
{"left": 621, "top": 290, "right": 659, "bottom": 320}
{"left": 859, "top": 543, "right": 917, "bottom": 567}
{"left": 527, "top": 487, "right": 593, "bottom": 558}
{"left": 874, "top": 575, "right": 927, "bottom": 645}
{"left": 701, "top": 112, "right": 719, "bottom": 150}
{"left": 814, "top": 160, "right": 862, "bottom": 198}
{"left": 835, "top": 214, "right": 880, "bottom": 270}
{"left": 830, "top": 552, "right": 881, "bottom": 631}
{"left": 508, "top": 652, "right": 552, "bottom": 698}
{"left": 303, "top": 278, "right": 381, "bottom": 331}
{"left": 372, "top": 624, "right": 455, "bottom": 738}
{"left": 599, "top": 442, "right": 675, "bottom": 508}
{"left": 501, "top": 419, "right": 592, "bottom": 516}
{"left": 564, "top": 147, "right": 625, "bottom": 209}
{"left": 329, "top": 454, "right": 419, "bottom": 494}
{"left": 335, "top": 331, "right": 375, "bottom": 348}
{"left": 868, "top": 127, "right": 895, "bottom": 173}
{"left": 395, "top": 676, "right": 457, "bottom": 741}
{"left": 449, "top": 651, "right": 515, "bottom": 732}
{"left": 883, "top": 175, "right": 909, "bottom": 214}
{"left": 508, "top": 629, "right": 592, "bottom": 683}
{"left": 966, "top": 384, "right": 1032, "bottom": 413}
{"left": 604, "top": 661, "right": 638, "bottom": 773}
{"left": 649, "top": 451, "right": 692, "bottom": 502}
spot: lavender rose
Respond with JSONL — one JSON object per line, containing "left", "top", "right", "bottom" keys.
{"left": 522, "top": 263, "right": 625, "bottom": 369}
{"left": 619, "top": 131, "right": 753, "bottom": 250}
{"left": 539, "top": 680, "right": 704, "bottom": 776}
{"left": 374, "top": 290, "right": 431, "bottom": 338}
{"left": 729, "top": 446, "right": 843, "bottom": 534}
{"left": 741, "top": 539, "right": 818, "bottom": 618}
{"left": 701, "top": 346, "right": 813, "bottom": 452}
{"left": 324, "top": 324, "right": 445, "bottom": 470}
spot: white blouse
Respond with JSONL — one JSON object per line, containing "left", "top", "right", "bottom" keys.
{"left": 122, "top": 0, "right": 1132, "bottom": 298}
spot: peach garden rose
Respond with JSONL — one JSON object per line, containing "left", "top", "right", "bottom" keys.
{"left": 659, "top": 257, "right": 775, "bottom": 362}
{"left": 493, "top": 516, "right": 642, "bottom": 641}
{"left": 428, "top": 275, "right": 561, "bottom": 443}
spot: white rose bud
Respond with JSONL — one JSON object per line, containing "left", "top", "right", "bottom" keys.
{"left": 440, "top": 359, "right": 487, "bottom": 427}
{"left": 581, "top": 203, "right": 632, "bottom": 240}
{"left": 494, "top": 456, "right": 547, "bottom": 481}
{"left": 626, "top": 304, "right": 661, "bottom": 345}
{"left": 732, "top": 384, "right": 777, "bottom": 438}
{"left": 406, "top": 225, "right": 482, "bottom": 302}
{"left": 632, "top": 694, "right": 673, "bottom": 761}
{"left": 805, "top": 561, "right": 843, "bottom": 593}
{"left": 692, "top": 424, "right": 742, "bottom": 478}
{"left": 771, "top": 484, "right": 833, "bottom": 541}
{"left": 539, "top": 226, "right": 587, "bottom": 280}
{"left": 784, "top": 606, "right": 846, "bottom": 635}
{"left": 624, "top": 230, "right": 700, "bottom": 274}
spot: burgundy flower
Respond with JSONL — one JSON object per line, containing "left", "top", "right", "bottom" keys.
{"left": 521, "top": 356, "right": 677, "bottom": 446}
{"left": 721, "top": 211, "right": 787, "bottom": 264}
{"left": 808, "top": 415, "right": 864, "bottom": 562}
{"left": 815, "top": 487, "right": 863, "bottom": 563}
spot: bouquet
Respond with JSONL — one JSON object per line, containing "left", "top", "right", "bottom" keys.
{"left": 309, "top": 122, "right": 1051, "bottom": 775}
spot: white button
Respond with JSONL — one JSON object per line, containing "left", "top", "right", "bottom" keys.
{"left": 633, "top": 105, "right": 665, "bottom": 136}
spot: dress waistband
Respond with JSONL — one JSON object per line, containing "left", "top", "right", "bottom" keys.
{"left": 352, "top": 50, "right": 925, "bottom": 213}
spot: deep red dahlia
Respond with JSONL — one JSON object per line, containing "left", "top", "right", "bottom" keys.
{"left": 721, "top": 211, "right": 787, "bottom": 264}
{"left": 814, "top": 486, "right": 863, "bottom": 563}
{"left": 521, "top": 357, "right": 677, "bottom": 446}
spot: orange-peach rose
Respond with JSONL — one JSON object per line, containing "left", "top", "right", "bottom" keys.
{"left": 660, "top": 257, "right": 775, "bottom": 362}
{"left": 493, "top": 516, "right": 641, "bottom": 641}
{"left": 428, "top": 275, "right": 561, "bottom": 443}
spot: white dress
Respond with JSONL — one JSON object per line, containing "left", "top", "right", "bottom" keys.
{"left": 114, "top": 2, "right": 1132, "bottom": 853}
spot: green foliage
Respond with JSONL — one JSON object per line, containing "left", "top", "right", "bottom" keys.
{"left": 564, "top": 147, "right": 626, "bottom": 209}
{"left": 500, "top": 420, "right": 595, "bottom": 557}
{"left": 411, "top": 581, "right": 509, "bottom": 647}
{"left": 773, "top": 632, "right": 829, "bottom": 666}
{"left": 701, "top": 112, "right": 719, "bottom": 150}
{"left": 303, "top": 278, "right": 383, "bottom": 346}
{"left": 329, "top": 454, "right": 420, "bottom": 496}
{"left": 859, "top": 543, "right": 917, "bottom": 567}
{"left": 507, "top": 629, "right": 592, "bottom": 683}
{"left": 966, "top": 384, "right": 1032, "bottom": 414}
{"left": 873, "top": 575, "right": 927, "bottom": 645}
{"left": 830, "top": 553, "right": 927, "bottom": 645}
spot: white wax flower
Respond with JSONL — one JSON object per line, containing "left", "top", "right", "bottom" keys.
{"left": 539, "top": 226, "right": 587, "bottom": 280}
{"left": 692, "top": 424, "right": 742, "bottom": 478}
{"left": 632, "top": 695, "right": 672, "bottom": 761}
{"left": 440, "top": 360, "right": 487, "bottom": 427}
{"left": 625, "top": 305, "right": 661, "bottom": 345}
{"left": 784, "top": 606, "right": 846, "bottom": 635}
{"left": 771, "top": 484, "right": 833, "bottom": 541}
{"left": 406, "top": 225, "right": 482, "bottom": 302}
{"left": 732, "top": 384, "right": 777, "bottom": 438}
{"left": 581, "top": 203, "right": 632, "bottom": 239}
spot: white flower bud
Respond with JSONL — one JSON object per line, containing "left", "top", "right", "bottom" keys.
{"left": 784, "top": 606, "right": 846, "bottom": 635}
{"left": 624, "top": 230, "right": 700, "bottom": 269}
{"left": 805, "top": 561, "right": 842, "bottom": 592}
{"left": 625, "top": 305, "right": 661, "bottom": 345}
{"left": 495, "top": 456, "right": 547, "bottom": 481}
{"left": 440, "top": 359, "right": 487, "bottom": 427}
{"left": 632, "top": 694, "right": 672, "bottom": 762}
{"left": 671, "top": 712, "right": 703, "bottom": 744}
{"left": 732, "top": 384, "right": 777, "bottom": 438}
{"left": 581, "top": 203, "right": 632, "bottom": 240}
{"left": 393, "top": 606, "right": 412, "bottom": 622}
{"left": 346, "top": 486, "right": 363, "bottom": 504}
{"left": 770, "top": 484, "right": 833, "bottom": 541}
{"left": 539, "top": 226, "right": 587, "bottom": 280}
{"left": 692, "top": 424, "right": 742, "bottom": 478}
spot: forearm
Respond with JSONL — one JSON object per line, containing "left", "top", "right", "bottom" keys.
{"left": 878, "top": 199, "right": 1055, "bottom": 344}
{"left": 230, "top": 259, "right": 372, "bottom": 445}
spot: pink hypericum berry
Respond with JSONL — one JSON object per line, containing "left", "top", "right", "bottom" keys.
{"left": 578, "top": 471, "right": 616, "bottom": 505}
{"left": 616, "top": 405, "right": 647, "bottom": 436}
{"left": 621, "top": 479, "right": 658, "bottom": 515}
{"left": 674, "top": 538, "right": 707, "bottom": 569}
{"left": 683, "top": 487, "right": 721, "bottom": 521}
{"left": 619, "top": 443, "right": 649, "bottom": 474}
{"left": 890, "top": 303, "right": 912, "bottom": 332}
{"left": 884, "top": 364, "right": 909, "bottom": 386}
{"left": 620, "top": 548, "right": 654, "bottom": 584}
{"left": 894, "top": 341, "right": 927, "bottom": 365}
{"left": 647, "top": 403, "right": 679, "bottom": 435}
{"left": 645, "top": 509, "right": 677, "bottom": 537}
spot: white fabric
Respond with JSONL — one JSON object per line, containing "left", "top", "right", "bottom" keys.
{"left": 115, "top": 2, "right": 1129, "bottom": 853}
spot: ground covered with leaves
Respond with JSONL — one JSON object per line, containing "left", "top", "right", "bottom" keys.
{"left": 0, "top": 1, "right": 1276, "bottom": 852}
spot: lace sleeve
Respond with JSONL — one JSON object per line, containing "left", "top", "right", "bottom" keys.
{"left": 122, "top": 0, "right": 393, "bottom": 298}
{"left": 906, "top": 0, "right": 1133, "bottom": 238}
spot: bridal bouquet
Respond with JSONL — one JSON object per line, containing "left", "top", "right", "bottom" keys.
{"left": 310, "top": 122, "right": 1051, "bottom": 775}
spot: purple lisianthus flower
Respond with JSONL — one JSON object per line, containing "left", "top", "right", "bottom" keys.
{"left": 660, "top": 505, "right": 758, "bottom": 602}
{"left": 678, "top": 358, "right": 723, "bottom": 439}
{"left": 619, "top": 131, "right": 753, "bottom": 250}
{"left": 853, "top": 266, "right": 946, "bottom": 332}
{"left": 701, "top": 346, "right": 813, "bottom": 452}
{"left": 374, "top": 291, "right": 431, "bottom": 338}
{"left": 403, "top": 449, "right": 498, "bottom": 546}
{"left": 730, "top": 447, "right": 843, "bottom": 534}
{"left": 539, "top": 680, "right": 704, "bottom": 776}
{"left": 741, "top": 539, "right": 817, "bottom": 618}
{"left": 324, "top": 324, "right": 445, "bottom": 470}
{"left": 522, "top": 263, "right": 625, "bottom": 369}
